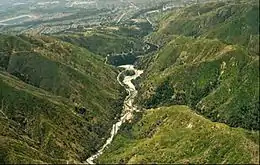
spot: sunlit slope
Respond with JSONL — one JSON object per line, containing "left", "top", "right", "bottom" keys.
{"left": 149, "top": 0, "right": 259, "bottom": 54}
{"left": 138, "top": 35, "right": 259, "bottom": 130}
{"left": 0, "top": 72, "right": 91, "bottom": 163}
{"left": 137, "top": 0, "right": 259, "bottom": 130}
{"left": 98, "top": 105, "right": 259, "bottom": 164}
{"left": 56, "top": 31, "right": 145, "bottom": 57}
{"left": 0, "top": 34, "right": 124, "bottom": 163}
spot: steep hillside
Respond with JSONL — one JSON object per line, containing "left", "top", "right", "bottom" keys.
{"left": 98, "top": 106, "right": 259, "bottom": 164}
{"left": 136, "top": 0, "right": 259, "bottom": 131}
{"left": 137, "top": 36, "right": 259, "bottom": 130}
{"left": 148, "top": 0, "right": 259, "bottom": 54}
{"left": 56, "top": 31, "right": 145, "bottom": 57}
{"left": 0, "top": 34, "right": 124, "bottom": 163}
{"left": 1, "top": 72, "right": 89, "bottom": 163}
{"left": 0, "top": 0, "right": 259, "bottom": 163}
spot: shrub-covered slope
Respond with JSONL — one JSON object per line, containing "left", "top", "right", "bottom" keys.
{"left": 137, "top": 0, "right": 259, "bottom": 130}
{"left": 56, "top": 31, "right": 145, "bottom": 57}
{"left": 138, "top": 36, "right": 259, "bottom": 130}
{"left": 149, "top": 0, "right": 259, "bottom": 54}
{"left": 0, "top": 72, "right": 90, "bottom": 163}
{"left": 0, "top": 34, "right": 124, "bottom": 163}
{"left": 98, "top": 106, "right": 259, "bottom": 164}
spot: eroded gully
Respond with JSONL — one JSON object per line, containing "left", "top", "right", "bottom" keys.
{"left": 85, "top": 64, "right": 143, "bottom": 164}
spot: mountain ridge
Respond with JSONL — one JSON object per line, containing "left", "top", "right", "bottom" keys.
{"left": 0, "top": 33, "right": 125, "bottom": 163}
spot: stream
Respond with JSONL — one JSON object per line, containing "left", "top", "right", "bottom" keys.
{"left": 85, "top": 64, "right": 143, "bottom": 164}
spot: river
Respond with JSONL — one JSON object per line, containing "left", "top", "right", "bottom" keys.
{"left": 85, "top": 64, "right": 143, "bottom": 164}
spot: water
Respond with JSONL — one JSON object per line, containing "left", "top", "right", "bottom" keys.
{"left": 85, "top": 65, "right": 143, "bottom": 164}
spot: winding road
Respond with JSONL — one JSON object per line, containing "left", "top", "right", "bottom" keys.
{"left": 85, "top": 65, "right": 143, "bottom": 164}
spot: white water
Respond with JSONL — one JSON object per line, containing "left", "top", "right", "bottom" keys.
{"left": 85, "top": 65, "right": 143, "bottom": 164}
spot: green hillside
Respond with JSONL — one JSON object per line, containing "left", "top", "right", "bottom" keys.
{"left": 0, "top": 0, "right": 259, "bottom": 163}
{"left": 98, "top": 105, "right": 259, "bottom": 164}
{"left": 138, "top": 35, "right": 259, "bottom": 130}
{"left": 110, "top": 0, "right": 260, "bottom": 163}
{"left": 137, "top": 0, "right": 259, "bottom": 130}
{"left": 0, "top": 34, "right": 124, "bottom": 163}
{"left": 149, "top": 0, "right": 259, "bottom": 54}
{"left": 56, "top": 31, "right": 145, "bottom": 57}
